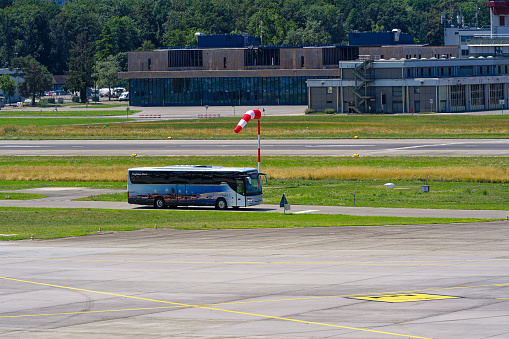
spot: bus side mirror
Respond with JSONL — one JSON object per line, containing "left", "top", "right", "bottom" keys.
{"left": 260, "top": 173, "right": 268, "bottom": 182}
{"left": 247, "top": 177, "right": 252, "bottom": 185}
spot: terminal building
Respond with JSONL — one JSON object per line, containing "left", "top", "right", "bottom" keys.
{"left": 307, "top": 58, "right": 509, "bottom": 113}
{"left": 118, "top": 33, "right": 456, "bottom": 108}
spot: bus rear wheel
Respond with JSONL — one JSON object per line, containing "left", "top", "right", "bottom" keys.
{"left": 215, "top": 198, "right": 227, "bottom": 210}
{"left": 154, "top": 197, "right": 165, "bottom": 209}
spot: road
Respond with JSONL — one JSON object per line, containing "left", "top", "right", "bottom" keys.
{"left": 0, "top": 139, "right": 508, "bottom": 156}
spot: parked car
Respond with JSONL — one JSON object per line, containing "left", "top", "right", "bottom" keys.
{"left": 53, "top": 90, "right": 69, "bottom": 96}
{"left": 118, "top": 92, "right": 129, "bottom": 101}
{"left": 112, "top": 87, "right": 125, "bottom": 98}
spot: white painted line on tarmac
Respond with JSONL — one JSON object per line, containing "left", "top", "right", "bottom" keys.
{"left": 305, "top": 145, "right": 375, "bottom": 147}
{"left": 0, "top": 145, "right": 50, "bottom": 148}
{"left": 293, "top": 209, "right": 319, "bottom": 214}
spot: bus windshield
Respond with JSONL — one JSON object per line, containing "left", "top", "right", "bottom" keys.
{"left": 244, "top": 173, "right": 262, "bottom": 195}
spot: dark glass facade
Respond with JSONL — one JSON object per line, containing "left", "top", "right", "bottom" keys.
{"left": 129, "top": 76, "right": 329, "bottom": 106}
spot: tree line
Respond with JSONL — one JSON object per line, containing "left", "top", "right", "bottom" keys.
{"left": 0, "top": 0, "right": 490, "bottom": 103}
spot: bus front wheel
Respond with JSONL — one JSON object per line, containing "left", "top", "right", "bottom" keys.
{"left": 154, "top": 197, "right": 165, "bottom": 209}
{"left": 215, "top": 198, "right": 227, "bottom": 210}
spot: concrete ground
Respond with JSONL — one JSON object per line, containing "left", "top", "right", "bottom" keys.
{"left": 1, "top": 221, "right": 509, "bottom": 339}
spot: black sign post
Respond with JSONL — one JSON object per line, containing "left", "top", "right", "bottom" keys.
{"left": 280, "top": 193, "right": 290, "bottom": 214}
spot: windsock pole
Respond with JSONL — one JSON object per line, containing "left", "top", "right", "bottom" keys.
{"left": 258, "top": 120, "right": 261, "bottom": 173}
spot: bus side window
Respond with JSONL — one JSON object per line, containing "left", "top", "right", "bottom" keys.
{"left": 236, "top": 180, "right": 244, "bottom": 194}
{"left": 202, "top": 172, "right": 213, "bottom": 185}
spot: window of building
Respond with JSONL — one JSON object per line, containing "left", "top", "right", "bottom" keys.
{"left": 414, "top": 87, "right": 420, "bottom": 94}
{"left": 148, "top": 59, "right": 151, "bottom": 70}
{"left": 490, "top": 83, "right": 504, "bottom": 105}
{"left": 301, "top": 56, "right": 305, "bottom": 67}
{"left": 224, "top": 57, "right": 227, "bottom": 68}
{"left": 322, "top": 46, "right": 359, "bottom": 64}
{"left": 428, "top": 68, "right": 432, "bottom": 76}
{"left": 327, "top": 86, "right": 333, "bottom": 94}
{"left": 407, "top": 68, "right": 411, "bottom": 78}
{"left": 244, "top": 48, "right": 280, "bottom": 66}
{"left": 480, "top": 66, "right": 483, "bottom": 75}
{"left": 451, "top": 85, "right": 465, "bottom": 108}
{"left": 470, "top": 84, "right": 484, "bottom": 107}
{"left": 168, "top": 50, "right": 203, "bottom": 67}
{"left": 501, "top": 16, "right": 505, "bottom": 26}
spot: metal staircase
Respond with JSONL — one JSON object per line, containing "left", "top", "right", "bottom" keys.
{"left": 350, "top": 60, "right": 375, "bottom": 113}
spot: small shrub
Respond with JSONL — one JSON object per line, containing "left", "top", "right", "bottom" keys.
{"left": 47, "top": 97, "right": 55, "bottom": 104}
{"left": 2, "top": 125, "right": 18, "bottom": 135}
{"left": 91, "top": 95, "right": 99, "bottom": 102}
{"left": 325, "top": 108, "right": 337, "bottom": 115}
{"left": 72, "top": 96, "right": 80, "bottom": 103}
{"left": 482, "top": 189, "right": 488, "bottom": 195}
{"left": 304, "top": 108, "right": 316, "bottom": 115}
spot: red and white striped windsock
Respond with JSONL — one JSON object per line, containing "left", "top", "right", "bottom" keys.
{"left": 234, "top": 109, "right": 261, "bottom": 133}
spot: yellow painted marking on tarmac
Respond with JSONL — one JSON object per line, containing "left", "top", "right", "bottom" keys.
{"left": 0, "top": 306, "right": 183, "bottom": 318}
{"left": 0, "top": 276, "right": 430, "bottom": 339}
{"left": 2, "top": 257, "right": 509, "bottom": 267}
{"left": 349, "top": 293, "right": 460, "bottom": 303}
{"left": 206, "top": 282, "right": 509, "bottom": 307}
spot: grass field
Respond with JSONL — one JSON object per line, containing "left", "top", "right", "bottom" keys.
{"left": 1, "top": 114, "right": 508, "bottom": 139}
{"left": 0, "top": 110, "right": 137, "bottom": 117}
{"left": 0, "top": 207, "right": 492, "bottom": 241}
{"left": 0, "top": 155, "right": 508, "bottom": 210}
{"left": 0, "top": 192, "right": 47, "bottom": 200}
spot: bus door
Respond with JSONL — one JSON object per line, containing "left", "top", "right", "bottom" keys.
{"left": 235, "top": 178, "right": 246, "bottom": 207}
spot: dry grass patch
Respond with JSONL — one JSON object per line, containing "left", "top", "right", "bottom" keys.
{"left": 1, "top": 166, "right": 129, "bottom": 182}
{"left": 266, "top": 166, "right": 509, "bottom": 183}
{"left": 1, "top": 164, "right": 508, "bottom": 183}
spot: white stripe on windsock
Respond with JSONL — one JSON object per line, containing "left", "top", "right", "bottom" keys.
{"left": 234, "top": 109, "right": 262, "bottom": 133}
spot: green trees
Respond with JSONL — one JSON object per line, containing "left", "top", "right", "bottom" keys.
{"left": 0, "top": 0, "right": 495, "bottom": 78}
{"left": 94, "top": 55, "right": 121, "bottom": 101}
{"left": 0, "top": 73, "right": 16, "bottom": 103}
{"left": 66, "top": 33, "right": 95, "bottom": 103}
{"left": 11, "top": 55, "right": 53, "bottom": 105}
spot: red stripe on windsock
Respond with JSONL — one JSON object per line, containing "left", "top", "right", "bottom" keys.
{"left": 234, "top": 109, "right": 262, "bottom": 133}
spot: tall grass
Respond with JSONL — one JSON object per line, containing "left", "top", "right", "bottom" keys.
{"left": 266, "top": 166, "right": 509, "bottom": 182}
{"left": 1, "top": 164, "right": 508, "bottom": 183}
{"left": 1, "top": 115, "right": 509, "bottom": 139}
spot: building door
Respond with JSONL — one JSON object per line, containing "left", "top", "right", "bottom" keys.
{"left": 414, "top": 101, "right": 420, "bottom": 113}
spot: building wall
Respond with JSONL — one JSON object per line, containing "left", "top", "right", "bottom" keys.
{"left": 0, "top": 68, "right": 22, "bottom": 104}
{"left": 309, "top": 87, "right": 338, "bottom": 111}
{"left": 359, "top": 46, "right": 459, "bottom": 60}
{"left": 280, "top": 48, "right": 323, "bottom": 69}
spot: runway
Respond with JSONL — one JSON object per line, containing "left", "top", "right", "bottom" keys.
{"left": 0, "top": 139, "right": 508, "bottom": 156}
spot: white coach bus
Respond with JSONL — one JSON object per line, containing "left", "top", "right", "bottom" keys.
{"left": 127, "top": 165, "right": 267, "bottom": 209}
